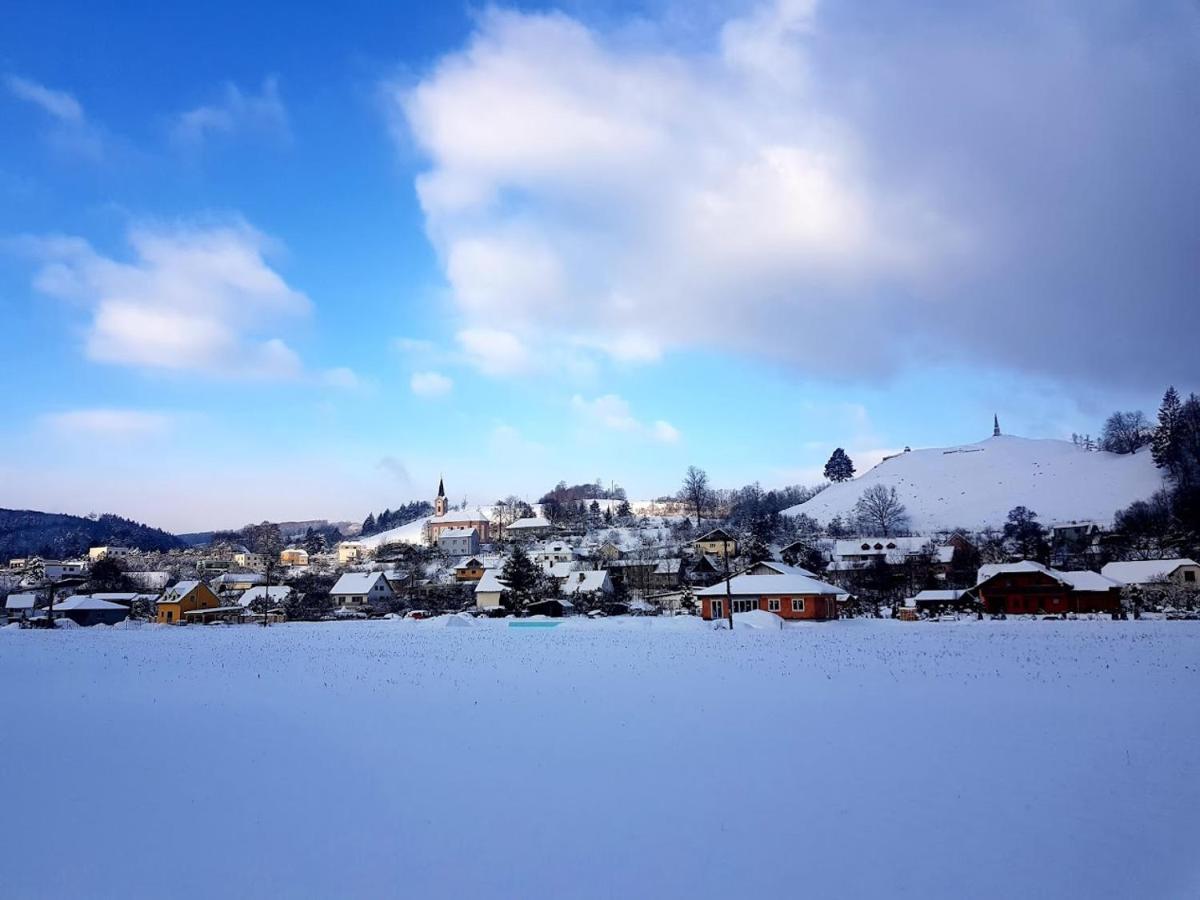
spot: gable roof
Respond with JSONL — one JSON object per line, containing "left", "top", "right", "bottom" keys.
{"left": 1100, "top": 559, "right": 1199, "bottom": 585}
{"left": 5, "top": 592, "right": 37, "bottom": 610}
{"left": 508, "top": 516, "right": 551, "bottom": 531}
{"left": 331, "top": 572, "right": 389, "bottom": 595}
{"left": 166, "top": 580, "right": 204, "bottom": 599}
{"left": 438, "top": 527, "right": 479, "bottom": 540}
{"left": 747, "top": 561, "right": 819, "bottom": 578}
{"left": 976, "top": 561, "right": 1065, "bottom": 586}
{"left": 53, "top": 595, "right": 128, "bottom": 611}
{"left": 560, "top": 570, "right": 611, "bottom": 594}
{"left": 695, "top": 528, "right": 735, "bottom": 543}
{"left": 696, "top": 572, "right": 842, "bottom": 597}
{"left": 239, "top": 585, "right": 293, "bottom": 607}
{"left": 475, "top": 569, "right": 508, "bottom": 594}
{"left": 1056, "top": 570, "right": 1122, "bottom": 592}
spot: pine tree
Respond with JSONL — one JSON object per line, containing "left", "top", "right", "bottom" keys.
{"left": 501, "top": 544, "right": 541, "bottom": 614}
{"left": 362, "top": 512, "right": 377, "bottom": 536}
{"left": 1152, "top": 386, "right": 1182, "bottom": 471}
{"left": 824, "top": 448, "right": 856, "bottom": 483}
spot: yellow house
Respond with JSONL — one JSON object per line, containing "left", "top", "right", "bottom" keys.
{"left": 157, "top": 580, "right": 221, "bottom": 625}
{"left": 337, "top": 541, "right": 366, "bottom": 565}
{"left": 693, "top": 528, "right": 738, "bottom": 558}
{"left": 280, "top": 548, "right": 309, "bottom": 566}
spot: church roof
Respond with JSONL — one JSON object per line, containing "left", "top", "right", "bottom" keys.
{"left": 437, "top": 477, "right": 445, "bottom": 498}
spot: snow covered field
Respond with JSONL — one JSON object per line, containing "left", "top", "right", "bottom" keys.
{"left": 3, "top": 618, "right": 1198, "bottom": 899}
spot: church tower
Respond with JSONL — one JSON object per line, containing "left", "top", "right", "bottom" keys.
{"left": 993, "top": 414, "right": 1001, "bottom": 437}
{"left": 434, "top": 476, "right": 447, "bottom": 517}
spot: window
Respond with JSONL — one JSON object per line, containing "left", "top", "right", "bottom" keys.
{"left": 711, "top": 600, "right": 723, "bottom": 618}
{"left": 767, "top": 599, "right": 781, "bottom": 612}
{"left": 1185, "top": 570, "right": 1196, "bottom": 583}
{"left": 791, "top": 598, "right": 805, "bottom": 613}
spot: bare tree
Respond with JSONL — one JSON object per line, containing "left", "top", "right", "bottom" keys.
{"left": 679, "top": 466, "right": 710, "bottom": 527}
{"left": 1100, "top": 410, "right": 1152, "bottom": 455}
{"left": 852, "top": 485, "right": 910, "bottom": 536}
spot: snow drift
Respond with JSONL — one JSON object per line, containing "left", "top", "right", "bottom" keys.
{"left": 785, "top": 435, "right": 1164, "bottom": 532}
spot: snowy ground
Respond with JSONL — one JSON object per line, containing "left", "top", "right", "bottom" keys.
{"left": 3, "top": 618, "right": 1198, "bottom": 899}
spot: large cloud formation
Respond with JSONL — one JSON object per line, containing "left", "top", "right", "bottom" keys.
{"left": 393, "top": 0, "right": 1199, "bottom": 387}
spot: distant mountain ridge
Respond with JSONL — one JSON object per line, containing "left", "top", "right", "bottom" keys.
{"left": 785, "top": 435, "right": 1165, "bottom": 533}
{"left": 0, "top": 508, "right": 185, "bottom": 559}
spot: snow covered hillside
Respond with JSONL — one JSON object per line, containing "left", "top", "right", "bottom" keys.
{"left": 358, "top": 514, "right": 432, "bottom": 549}
{"left": 3, "top": 619, "right": 1198, "bottom": 898}
{"left": 786, "top": 435, "right": 1164, "bottom": 532}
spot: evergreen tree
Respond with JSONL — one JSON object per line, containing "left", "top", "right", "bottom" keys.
{"left": 362, "top": 512, "right": 377, "bottom": 536}
{"left": 501, "top": 544, "right": 541, "bottom": 614}
{"left": 616, "top": 499, "right": 632, "bottom": 519}
{"left": 824, "top": 448, "right": 856, "bottom": 482}
{"left": 1152, "top": 386, "right": 1183, "bottom": 471}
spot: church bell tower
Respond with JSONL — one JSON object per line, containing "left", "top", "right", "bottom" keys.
{"left": 435, "top": 476, "right": 447, "bottom": 517}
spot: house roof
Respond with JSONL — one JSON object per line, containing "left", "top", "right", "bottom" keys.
{"left": 695, "top": 528, "right": 735, "bottom": 543}
{"left": 1100, "top": 559, "right": 1198, "bottom": 585}
{"left": 212, "top": 572, "right": 265, "bottom": 585}
{"left": 438, "top": 527, "right": 479, "bottom": 540}
{"left": 167, "top": 580, "right": 203, "bottom": 599}
{"left": 53, "top": 595, "right": 128, "bottom": 611}
{"left": 976, "top": 561, "right": 1065, "bottom": 585}
{"left": 331, "top": 572, "right": 389, "bottom": 595}
{"left": 696, "top": 572, "right": 842, "bottom": 597}
{"left": 560, "top": 570, "right": 611, "bottom": 594}
{"left": 747, "top": 561, "right": 820, "bottom": 578}
{"left": 508, "top": 516, "right": 551, "bottom": 531}
{"left": 1057, "top": 571, "right": 1122, "bottom": 592}
{"left": 908, "top": 589, "right": 967, "bottom": 603}
{"left": 834, "top": 537, "right": 953, "bottom": 563}
{"left": 5, "top": 592, "right": 37, "bottom": 610}
{"left": 475, "top": 569, "right": 508, "bottom": 594}
{"left": 239, "top": 585, "right": 293, "bottom": 607}
{"left": 429, "top": 506, "right": 492, "bottom": 525}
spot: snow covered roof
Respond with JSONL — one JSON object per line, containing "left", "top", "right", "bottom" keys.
{"left": 695, "top": 528, "right": 735, "bottom": 543}
{"left": 748, "top": 561, "right": 819, "bottom": 578}
{"left": 976, "top": 561, "right": 1064, "bottom": 585}
{"left": 544, "top": 561, "right": 577, "bottom": 579}
{"left": 212, "top": 572, "right": 265, "bottom": 585}
{"left": 507, "top": 516, "right": 551, "bottom": 531}
{"left": 53, "top": 595, "right": 128, "bottom": 611}
{"left": 437, "top": 527, "right": 479, "bottom": 539}
{"left": 239, "top": 585, "right": 293, "bottom": 607}
{"left": 909, "top": 589, "right": 966, "bottom": 603}
{"left": 5, "top": 592, "right": 37, "bottom": 610}
{"left": 475, "top": 569, "right": 508, "bottom": 594}
{"left": 1056, "top": 571, "right": 1122, "bottom": 592}
{"left": 560, "top": 570, "right": 611, "bottom": 594}
{"left": 696, "top": 572, "right": 842, "bottom": 597}
{"left": 330, "top": 572, "right": 388, "bottom": 595}
{"left": 166, "top": 580, "right": 203, "bottom": 599}
{"left": 834, "top": 538, "right": 953, "bottom": 563}
{"left": 455, "top": 554, "right": 505, "bottom": 570}
{"left": 1100, "top": 559, "right": 1198, "bottom": 585}
{"left": 429, "top": 506, "right": 493, "bottom": 525}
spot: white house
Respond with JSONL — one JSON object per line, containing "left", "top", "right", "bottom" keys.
{"left": 88, "top": 546, "right": 131, "bottom": 562}
{"left": 532, "top": 541, "right": 576, "bottom": 567}
{"left": 438, "top": 527, "right": 480, "bottom": 557}
{"left": 506, "top": 517, "right": 553, "bottom": 540}
{"left": 4, "top": 592, "right": 37, "bottom": 621}
{"left": 238, "top": 585, "right": 294, "bottom": 608}
{"left": 829, "top": 538, "right": 954, "bottom": 571}
{"left": 474, "top": 570, "right": 508, "bottom": 611}
{"left": 336, "top": 541, "right": 367, "bottom": 565}
{"left": 558, "top": 570, "right": 613, "bottom": 598}
{"left": 43, "top": 560, "right": 88, "bottom": 580}
{"left": 330, "top": 572, "right": 394, "bottom": 608}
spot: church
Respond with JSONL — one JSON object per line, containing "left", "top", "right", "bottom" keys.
{"left": 425, "top": 478, "right": 495, "bottom": 544}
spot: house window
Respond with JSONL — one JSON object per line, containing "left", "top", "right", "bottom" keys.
{"left": 732, "top": 599, "right": 756, "bottom": 613}
{"left": 711, "top": 600, "right": 723, "bottom": 618}
{"left": 1186, "top": 571, "right": 1196, "bottom": 583}
{"left": 791, "top": 599, "right": 804, "bottom": 613}
{"left": 767, "top": 599, "right": 781, "bottom": 612}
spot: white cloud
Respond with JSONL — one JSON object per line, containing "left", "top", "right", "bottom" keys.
{"left": 5, "top": 75, "right": 83, "bottom": 122}
{"left": 393, "top": 336, "right": 436, "bottom": 355}
{"left": 570, "top": 393, "right": 680, "bottom": 444}
{"left": 322, "top": 367, "right": 361, "bottom": 389}
{"left": 172, "top": 76, "right": 290, "bottom": 148}
{"left": 391, "top": 1, "right": 1200, "bottom": 388}
{"left": 5, "top": 74, "right": 104, "bottom": 159}
{"left": 17, "top": 219, "right": 315, "bottom": 379}
{"left": 456, "top": 328, "right": 533, "bottom": 376}
{"left": 41, "top": 408, "right": 174, "bottom": 439}
{"left": 410, "top": 370, "right": 454, "bottom": 397}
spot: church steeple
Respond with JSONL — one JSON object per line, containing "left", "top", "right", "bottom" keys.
{"left": 435, "top": 476, "right": 447, "bottom": 516}
{"left": 993, "top": 414, "right": 1001, "bottom": 437}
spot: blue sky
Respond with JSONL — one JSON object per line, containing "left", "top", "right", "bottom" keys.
{"left": 2, "top": 1, "right": 1196, "bottom": 532}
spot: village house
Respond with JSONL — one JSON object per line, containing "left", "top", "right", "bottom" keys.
{"left": 127, "top": 570, "right": 171, "bottom": 591}
{"left": 336, "top": 541, "right": 367, "bottom": 565}
{"left": 900, "top": 589, "right": 972, "bottom": 619}
{"left": 692, "top": 528, "right": 738, "bottom": 558}
{"left": 454, "top": 555, "right": 506, "bottom": 582}
{"left": 829, "top": 537, "right": 955, "bottom": 572}
{"left": 1101, "top": 558, "right": 1200, "bottom": 588}
{"left": 50, "top": 595, "right": 129, "bottom": 627}
{"left": 4, "top": 592, "right": 37, "bottom": 623}
{"left": 279, "top": 548, "right": 309, "bottom": 567}
{"left": 211, "top": 572, "right": 266, "bottom": 596}
{"left": 531, "top": 541, "right": 575, "bottom": 567}
{"left": 232, "top": 550, "right": 265, "bottom": 569}
{"left": 42, "top": 560, "right": 88, "bottom": 580}
{"left": 474, "top": 569, "right": 507, "bottom": 611}
{"left": 505, "top": 516, "right": 553, "bottom": 540}
{"left": 971, "top": 562, "right": 1121, "bottom": 616}
{"left": 330, "top": 571, "right": 394, "bottom": 609}
{"left": 696, "top": 562, "right": 842, "bottom": 621}
{"left": 558, "top": 569, "right": 613, "bottom": 600}
{"left": 238, "top": 585, "right": 293, "bottom": 608}
{"left": 438, "top": 527, "right": 480, "bottom": 557}
{"left": 157, "top": 580, "right": 222, "bottom": 624}
{"left": 87, "top": 546, "right": 131, "bottom": 562}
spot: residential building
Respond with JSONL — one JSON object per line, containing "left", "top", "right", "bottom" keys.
{"left": 211, "top": 572, "right": 265, "bottom": 595}
{"left": 4, "top": 592, "right": 37, "bottom": 622}
{"left": 454, "top": 555, "right": 504, "bottom": 582}
{"left": 474, "top": 570, "right": 507, "bottom": 611}
{"left": 157, "top": 581, "right": 222, "bottom": 625}
{"left": 88, "top": 546, "right": 131, "bottom": 562}
{"left": 972, "top": 562, "right": 1121, "bottom": 615}
{"left": 43, "top": 560, "right": 88, "bottom": 580}
{"left": 279, "top": 548, "right": 309, "bottom": 567}
{"left": 438, "top": 527, "right": 480, "bottom": 557}
{"left": 330, "top": 572, "right": 394, "bottom": 608}
{"left": 558, "top": 569, "right": 613, "bottom": 599}
{"left": 532, "top": 541, "right": 575, "bottom": 567}
{"left": 238, "top": 585, "right": 293, "bottom": 608}
{"left": 336, "top": 541, "right": 367, "bottom": 565}
{"left": 505, "top": 516, "right": 553, "bottom": 540}
{"left": 1101, "top": 558, "right": 1200, "bottom": 588}
{"left": 696, "top": 563, "right": 842, "bottom": 621}
{"left": 50, "top": 595, "right": 129, "bottom": 627}
{"left": 829, "top": 537, "right": 954, "bottom": 572}
{"left": 693, "top": 528, "right": 737, "bottom": 558}
{"left": 232, "top": 551, "right": 265, "bottom": 569}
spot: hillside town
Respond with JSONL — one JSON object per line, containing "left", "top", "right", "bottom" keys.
{"left": 7, "top": 391, "right": 1200, "bottom": 630}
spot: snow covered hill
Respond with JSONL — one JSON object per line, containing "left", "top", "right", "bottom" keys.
{"left": 784, "top": 435, "right": 1164, "bottom": 532}
{"left": 358, "top": 515, "right": 435, "bottom": 549}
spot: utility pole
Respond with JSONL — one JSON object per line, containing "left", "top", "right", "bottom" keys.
{"left": 722, "top": 535, "right": 733, "bottom": 632}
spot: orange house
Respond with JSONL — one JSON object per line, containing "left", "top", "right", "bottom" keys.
{"left": 696, "top": 562, "right": 841, "bottom": 621}
{"left": 157, "top": 580, "right": 221, "bottom": 624}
